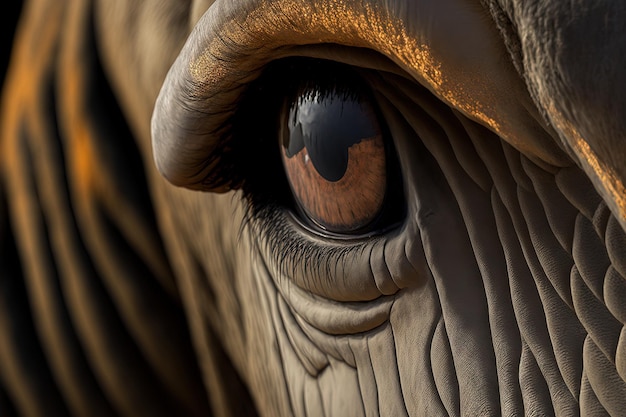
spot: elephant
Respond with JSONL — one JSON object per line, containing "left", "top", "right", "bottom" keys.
{"left": 1, "top": 0, "right": 626, "bottom": 415}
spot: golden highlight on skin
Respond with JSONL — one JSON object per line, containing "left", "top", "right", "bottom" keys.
{"left": 549, "top": 104, "right": 626, "bottom": 220}
{"left": 189, "top": 0, "right": 500, "bottom": 133}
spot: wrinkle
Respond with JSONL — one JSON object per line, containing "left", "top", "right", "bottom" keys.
{"left": 350, "top": 339, "right": 379, "bottom": 417}
{"left": 371, "top": 239, "right": 398, "bottom": 295}
{"left": 387, "top": 81, "right": 502, "bottom": 416}
{"left": 580, "top": 370, "right": 610, "bottom": 416}
{"left": 308, "top": 376, "right": 327, "bottom": 417}
{"left": 273, "top": 266, "right": 394, "bottom": 335}
{"left": 555, "top": 168, "right": 603, "bottom": 222}
{"left": 572, "top": 214, "right": 610, "bottom": 303}
{"left": 521, "top": 187, "right": 586, "bottom": 398}
{"left": 524, "top": 159, "right": 577, "bottom": 255}
{"left": 606, "top": 215, "right": 626, "bottom": 278}
{"left": 603, "top": 268, "right": 626, "bottom": 326}
{"left": 430, "top": 318, "right": 458, "bottom": 416}
{"left": 584, "top": 336, "right": 626, "bottom": 415}
{"left": 317, "top": 359, "right": 363, "bottom": 417}
{"left": 255, "top": 257, "right": 297, "bottom": 416}
{"left": 515, "top": 187, "right": 580, "bottom": 412}
{"left": 592, "top": 202, "right": 611, "bottom": 242}
{"left": 520, "top": 162, "right": 575, "bottom": 309}
{"left": 572, "top": 267, "right": 622, "bottom": 365}
{"left": 277, "top": 296, "right": 329, "bottom": 376}
{"left": 366, "top": 326, "right": 409, "bottom": 417}
{"left": 391, "top": 284, "right": 447, "bottom": 416}
{"left": 519, "top": 341, "right": 556, "bottom": 417}
{"left": 479, "top": 136, "right": 574, "bottom": 412}
{"left": 490, "top": 191, "right": 525, "bottom": 415}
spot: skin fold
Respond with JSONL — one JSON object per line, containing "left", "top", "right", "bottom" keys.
{"left": 1, "top": 0, "right": 625, "bottom": 416}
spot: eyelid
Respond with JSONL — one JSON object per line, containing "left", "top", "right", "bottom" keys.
{"left": 152, "top": 0, "right": 560, "bottom": 192}
{"left": 252, "top": 204, "right": 427, "bottom": 302}
{"left": 151, "top": 0, "right": 413, "bottom": 191}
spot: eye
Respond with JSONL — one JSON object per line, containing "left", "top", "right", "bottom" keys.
{"left": 227, "top": 58, "right": 405, "bottom": 237}
{"left": 279, "top": 85, "right": 387, "bottom": 233}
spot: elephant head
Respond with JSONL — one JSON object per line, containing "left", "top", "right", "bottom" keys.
{"left": 1, "top": 0, "right": 626, "bottom": 416}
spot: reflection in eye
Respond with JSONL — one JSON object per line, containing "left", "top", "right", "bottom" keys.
{"left": 280, "top": 84, "right": 387, "bottom": 234}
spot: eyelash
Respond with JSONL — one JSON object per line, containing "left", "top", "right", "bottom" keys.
{"left": 242, "top": 202, "right": 373, "bottom": 281}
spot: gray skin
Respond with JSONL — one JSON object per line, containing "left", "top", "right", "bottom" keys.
{"left": 1, "top": 0, "right": 626, "bottom": 416}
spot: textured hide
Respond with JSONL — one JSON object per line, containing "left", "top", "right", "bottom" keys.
{"left": 1, "top": 1, "right": 626, "bottom": 416}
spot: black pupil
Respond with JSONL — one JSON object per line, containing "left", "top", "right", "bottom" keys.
{"left": 282, "top": 90, "right": 378, "bottom": 182}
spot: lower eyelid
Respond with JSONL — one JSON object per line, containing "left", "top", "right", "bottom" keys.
{"left": 249, "top": 203, "right": 427, "bottom": 303}
{"left": 255, "top": 208, "right": 382, "bottom": 301}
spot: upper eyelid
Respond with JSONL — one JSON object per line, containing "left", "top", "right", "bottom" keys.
{"left": 152, "top": 1, "right": 410, "bottom": 191}
{"left": 152, "top": 0, "right": 560, "bottom": 194}
{"left": 152, "top": 0, "right": 493, "bottom": 191}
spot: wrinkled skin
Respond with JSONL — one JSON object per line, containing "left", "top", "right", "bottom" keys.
{"left": 1, "top": 0, "right": 626, "bottom": 416}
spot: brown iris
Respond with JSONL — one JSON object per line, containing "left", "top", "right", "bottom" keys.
{"left": 280, "top": 88, "right": 387, "bottom": 233}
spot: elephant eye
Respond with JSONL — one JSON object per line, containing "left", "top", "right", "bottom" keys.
{"left": 279, "top": 84, "right": 387, "bottom": 233}
{"left": 231, "top": 58, "right": 405, "bottom": 236}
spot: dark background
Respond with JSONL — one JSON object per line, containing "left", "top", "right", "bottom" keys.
{"left": 1, "top": 2, "right": 25, "bottom": 91}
